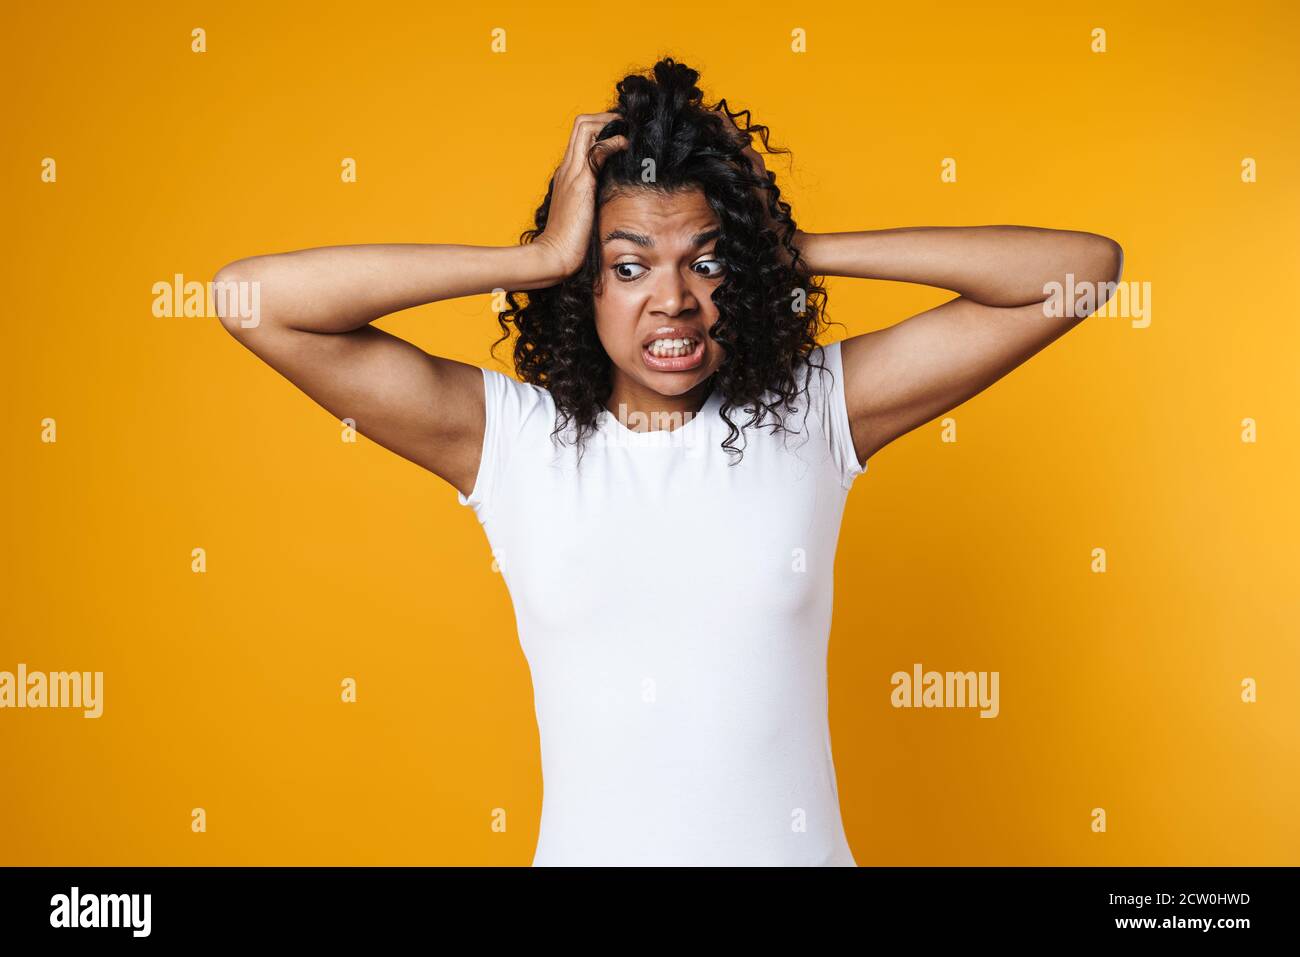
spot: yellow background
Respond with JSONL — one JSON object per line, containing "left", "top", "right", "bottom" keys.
{"left": 2, "top": 0, "right": 1297, "bottom": 865}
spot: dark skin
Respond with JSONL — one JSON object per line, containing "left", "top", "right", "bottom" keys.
{"left": 214, "top": 110, "right": 1122, "bottom": 495}
{"left": 592, "top": 186, "right": 726, "bottom": 425}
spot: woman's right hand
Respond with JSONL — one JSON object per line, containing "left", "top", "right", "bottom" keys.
{"left": 532, "top": 112, "right": 629, "bottom": 283}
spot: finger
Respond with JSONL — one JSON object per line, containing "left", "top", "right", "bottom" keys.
{"left": 559, "top": 117, "right": 618, "bottom": 176}
{"left": 711, "top": 102, "right": 741, "bottom": 132}
{"left": 575, "top": 120, "right": 624, "bottom": 163}
{"left": 569, "top": 113, "right": 617, "bottom": 148}
{"left": 589, "top": 134, "right": 630, "bottom": 171}
{"left": 712, "top": 108, "right": 753, "bottom": 156}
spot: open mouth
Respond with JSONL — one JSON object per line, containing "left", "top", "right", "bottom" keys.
{"left": 642, "top": 335, "right": 705, "bottom": 372}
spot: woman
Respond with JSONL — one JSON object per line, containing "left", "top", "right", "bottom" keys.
{"left": 214, "top": 58, "right": 1122, "bottom": 866}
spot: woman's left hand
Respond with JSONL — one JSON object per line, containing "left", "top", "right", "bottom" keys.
{"left": 712, "top": 103, "right": 767, "bottom": 182}
{"left": 710, "top": 103, "right": 802, "bottom": 269}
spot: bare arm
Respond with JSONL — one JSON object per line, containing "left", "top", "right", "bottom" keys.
{"left": 213, "top": 112, "right": 629, "bottom": 497}
{"left": 213, "top": 243, "right": 563, "bottom": 496}
{"left": 793, "top": 225, "right": 1124, "bottom": 464}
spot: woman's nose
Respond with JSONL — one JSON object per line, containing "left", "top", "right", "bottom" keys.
{"left": 650, "top": 268, "right": 699, "bottom": 315}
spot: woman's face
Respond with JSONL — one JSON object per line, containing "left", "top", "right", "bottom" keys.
{"left": 592, "top": 185, "right": 727, "bottom": 400}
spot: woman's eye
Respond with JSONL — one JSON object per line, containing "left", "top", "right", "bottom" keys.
{"left": 610, "top": 259, "right": 726, "bottom": 281}
{"left": 612, "top": 262, "right": 647, "bottom": 281}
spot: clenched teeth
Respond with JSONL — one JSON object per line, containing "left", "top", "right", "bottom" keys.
{"left": 646, "top": 337, "right": 698, "bottom": 357}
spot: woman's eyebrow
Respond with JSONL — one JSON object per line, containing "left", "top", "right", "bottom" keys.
{"left": 602, "top": 228, "right": 652, "bottom": 247}
{"left": 601, "top": 227, "right": 722, "bottom": 248}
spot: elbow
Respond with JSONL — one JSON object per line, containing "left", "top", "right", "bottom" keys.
{"left": 1067, "top": 233, "right": 1124, "bottom": 319}
{"left": 212, "top": 258, "right": 265, "bottom": 337}
{"left": 1087, "top": 233, "right": 1124, "bottom": 285}
{"left": 1102, "top": 235, "right": 1124, "bottom": 285}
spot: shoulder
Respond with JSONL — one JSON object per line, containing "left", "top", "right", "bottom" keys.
{"left": 479, "top": 366, "right": 556, "bottom": 425}
{"left": 785, "top": 340, "right": 866, "bottom": 486}
{"left": 761, "top": 340, "right": 850, "bottom": 433}
{"left": 799, "top": 340, "right": 848, "bottom": 403}
{"left": 457, "top": 366, "right": 559, "bottom": 514}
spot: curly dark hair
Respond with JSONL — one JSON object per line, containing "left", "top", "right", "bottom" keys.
{"left": 492, "top": 55, "right": 840, "bottom": 464}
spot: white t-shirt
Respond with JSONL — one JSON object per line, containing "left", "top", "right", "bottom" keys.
{"left": 457, "top": 339, "right": 866, "bottom": 866}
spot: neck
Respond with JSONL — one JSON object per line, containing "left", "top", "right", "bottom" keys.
{"left": 605, "top": 372, "right": 713, "bottom": 433}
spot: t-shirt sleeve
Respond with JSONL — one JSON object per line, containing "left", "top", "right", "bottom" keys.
{"left": 810, "top": 339, "right": 867, "bottom": 489}
{"left": 457, "top": 366, "right": 546, "bottom": 518}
